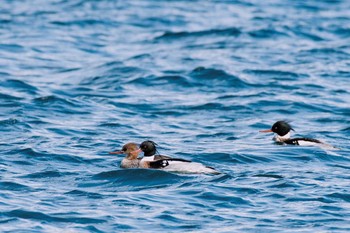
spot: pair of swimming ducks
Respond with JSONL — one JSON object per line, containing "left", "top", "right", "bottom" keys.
{"left": 110, "top": 121, "right": 336, "bottom": 174}
{"left": 110, "top": 140, "right": 220, "bottom": 174}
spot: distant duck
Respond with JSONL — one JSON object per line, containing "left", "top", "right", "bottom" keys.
{"left": 139, "top": 140, "right": 220, "bottom": 174}
{"left": 260, "top": 120, "right": 336, "bottom": 148}
{"left": 109, "top": 142, "right": 141, "bottom": 168}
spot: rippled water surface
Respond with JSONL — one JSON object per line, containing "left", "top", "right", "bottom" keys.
{"left": 1, "top": 0, "right": 350, "bottom": 232}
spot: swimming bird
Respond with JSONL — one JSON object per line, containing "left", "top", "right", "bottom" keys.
{"left": 139, "top": 140, "right": 220, "bottom": 174}
{"left": 260, "top": 120, "right": 335, "bottom": 148}
{"left": 139, "top": 140, "right": 172, "bottom": 161}
{"left": 109, "top": 142, "right": 141, "bottom": 168}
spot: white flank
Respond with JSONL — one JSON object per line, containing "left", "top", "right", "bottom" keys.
{"left": 140, "top": 155, "right": 155, "bottom": 162}
{"left": 297, "top": 140, "right": 319, "bottom": 146}
{"left": 318, "top": 143, "right": 340, "bottom": 151}
{"left": 162, "top": 161, "right": 219, "bottom": 174}
{"left": 293, "top": 139, "right": 338, "bottom": 150}
{"left": 139, "top": 155, "right": 155, "bottom": 168}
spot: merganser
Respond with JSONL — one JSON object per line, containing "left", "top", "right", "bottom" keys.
{"left": 109, "top": 142, "right": 141, "bottom": 168}
{"left": 139, "top": 140, "right": 220, "bottom": 174}
{"left": 260, "top": 121, "right": 336, "bottom": 148}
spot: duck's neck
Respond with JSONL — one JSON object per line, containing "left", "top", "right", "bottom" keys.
{"left": 125, "top": 150, "right": 139, "bottom": 160}
{"left": 126, "top": 154, "right": 138, "bottom": 160}
{"left": 274, "top": 132, "right": 291, "bottom": 142}
{"left": 144, "top": 150, "right": 156, "bottom": 157}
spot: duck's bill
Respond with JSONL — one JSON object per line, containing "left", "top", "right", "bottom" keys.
{"left": 259, "top": 129, "right": 273, "bottom": 133}
{"left": 109, "top": 150, "right": 124, "bottom": 154}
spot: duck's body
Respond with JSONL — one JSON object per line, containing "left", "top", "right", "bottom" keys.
{"left": 151, "top": 159, "right": 220, "bottom": 174}
{"left": 120, "top": 157, "right": 141, "bottom": 168}
{"left": 283, "top": 137, "right": 322, "bottom": 146}
{"left": 138, "top": 141, "right": 188, "bottom": 168}
{"left": 139, "top": 154, "right": 156, "bottom": 169}
{"left": 109, "top": 142, "right": 141, "bottom": 168}
{"left": 260, "top": 121, "right": 335, "bottom": 148}
{"left": 139, "top": 140, "right": 219, "bottom": 174}
{"left": 139, "top": 154, "right": 172, "bottom": 165}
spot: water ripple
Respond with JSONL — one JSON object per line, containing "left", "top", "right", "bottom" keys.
{"left": 1, "top": 0, "right": 350, "bottom": 232}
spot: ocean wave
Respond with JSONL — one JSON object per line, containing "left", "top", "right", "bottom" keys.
{"left": 1, "top": 79, "right": 38, "bottom": 95}
{"left": 91, "top": 169, "right": 188, "bottom": 188}
{"left": 0, "top": 181, "right": 31, "bottom": 191}
{"left": 20, "top": 170, "right": 73, "bottom": 179}
{"left": 3, "top": 209, "right": 106, "bottom": 224}
{"left": 190, "top": 67, "right": 249, "bottom": 88}
{"left": 1, "top": 0, "right": 350, "bottom": 231}
{"left": 248, "top": 28, "right": 289, "bottom": 39}
{"left": 155, "top": 27, "right": 241, "bottom": 40}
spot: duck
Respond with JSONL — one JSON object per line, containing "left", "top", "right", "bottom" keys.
{"left": 260, "top": 120, "right": 336, "bottom": 148}
{"left": 138, "top": 140, "right": 220, "bottom": 174}
{"left": 109, "top": 142, "right": 141, "bottom": 168}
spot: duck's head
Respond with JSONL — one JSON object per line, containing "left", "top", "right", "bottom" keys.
{"left": 260, "top": 121, "right": 294, "bottom": 137}
{"left": 139, "top": 140, "right": 158, "bottom": 157}
{"left": 109, "top": 142, "right": 141, "bottom": 159}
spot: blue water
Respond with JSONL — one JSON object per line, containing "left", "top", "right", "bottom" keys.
{"left": 1, "top": 0, "right": 350, "bottom": 232}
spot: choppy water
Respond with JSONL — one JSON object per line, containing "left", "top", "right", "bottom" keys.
{"left": 1, "top": 0, "right": 350, "bottom": 232}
